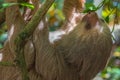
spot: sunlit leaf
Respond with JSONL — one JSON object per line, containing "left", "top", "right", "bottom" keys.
{"left": 83, "top": 3, "right": 97, "bottom": 13}
{"left": 1, "top": 3, "right": 18, "bottom": 8}
{"left": 102, "top": 7, "right": 116, "bottom": 23}
{"left": 20, "top": 2, "right": 34, "bottom": 10}
{"left": 0, "top": 2, "right": 34, "bottom": 11}
{"left": 0, "top": 3, "right": 18, "bottom": 12}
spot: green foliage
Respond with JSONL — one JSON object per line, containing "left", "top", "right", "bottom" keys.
{"left": 84, "top": 0, "right": 120, "bottom": 24}
{"left": 2, "top": 3, "right": 18, "bottom": 8}
{"left": 101, "top": 67, "right": 120, "bottom": 80}
{"left": 105, "top": 15, "right": 110, "bottom": 23}
{"left": 116, "top": 47, "right": 120, "bottom": 52}
{"left": 20, "top": 2, "right": 34, "bottom": 10}
{"left": 101, "top": 46, "right": 120, "bottom": 80}
{"left": 0, "top": 2, "right": 34, "bottom": 12}
{"left": 102, "top": 0, "right": 120, "bottom": 23}
{"left": 83, "top": 3, "right": 97, "bottom": 13}
{"left": 47, "top": 0, "right": 64, "bottom": 31}
{"left": 83, "top": 0, "right": 107, "bottom": 13}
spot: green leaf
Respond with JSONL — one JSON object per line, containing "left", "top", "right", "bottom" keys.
{"left": 20, "top": 2, "right": 34, "bottom": 10}
{"left": 0, "top": 3, "right": 18, "bottom": 12}
{"left": 105, "top": 15, "right": 110, "bottom": 23}
{"left": 2, "top": 3, "right": 18, "bottom": 8}
{"left": 83, "top": 3, "right": 97, "bottom": 13}
{"left": 0, "top": 2, "right": 34, "bottom": 11}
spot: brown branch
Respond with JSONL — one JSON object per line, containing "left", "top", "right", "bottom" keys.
{"left": 15, "top": 0, "right": 55, "bottom": 42}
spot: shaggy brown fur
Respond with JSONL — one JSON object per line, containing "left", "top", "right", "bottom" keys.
{"left": 55, "top": 12, "right": 112, "bottom": 80}
{"left": 63, "top": 0, "right": 85, "bottom": 21}
{"left": 0, "top": 0, "right": 112, "bottom": 80}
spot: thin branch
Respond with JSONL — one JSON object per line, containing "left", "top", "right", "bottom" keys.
{"left": 16, "top": 0, "right": 55, "bottom": 41}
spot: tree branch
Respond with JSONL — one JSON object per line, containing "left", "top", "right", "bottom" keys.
{"left": 16, "top": 0, "right": 55, "bottom": 41}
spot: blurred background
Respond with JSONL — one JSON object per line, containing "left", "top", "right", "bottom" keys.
{"left": 0, "top": 0, "right": 120, "bottom": 80}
